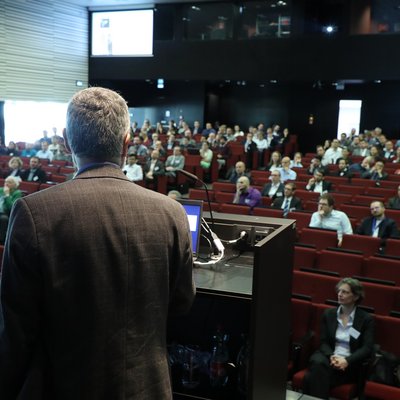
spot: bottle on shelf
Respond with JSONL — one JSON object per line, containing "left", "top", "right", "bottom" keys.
{"left": 209, "top": 326, "right": 229, "bottom": 388}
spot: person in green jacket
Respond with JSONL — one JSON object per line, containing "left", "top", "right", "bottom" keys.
{"left": 0, "top": 176, "right": 22, "bottom": 243}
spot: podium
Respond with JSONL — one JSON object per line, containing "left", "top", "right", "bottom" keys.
{"left": 168, "top": 212, "right": 296, "bottom": 399}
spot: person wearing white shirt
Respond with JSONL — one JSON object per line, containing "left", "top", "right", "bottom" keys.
{"left": 309, "top": 193, "right": 353, "bottom": 246}
{"left": 35, "top": 141, "right": 54, "bottom": 162}
{"left": 278, "top": 156, "right": 297, "bottom": 182}
{"left": 123, "top": 154, "right": 143, "bottom": 182}
{"left": 322, "top": 139, "right": 343, "bottom": 166}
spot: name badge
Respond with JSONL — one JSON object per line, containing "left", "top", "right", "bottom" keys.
{"left": 349, "top": 327, "right": 360, "bottom": 339}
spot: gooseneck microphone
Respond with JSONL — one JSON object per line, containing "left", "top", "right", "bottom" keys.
{"left": 177, "top": 169, "right": 215, "bottom": 231}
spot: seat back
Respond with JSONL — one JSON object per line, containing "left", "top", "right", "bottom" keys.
{"left": 341, "top": 234, "right": 381, "bottom": 258}
{"left": 293, "top": 245, "right": 316, "bottom": 270}
{"left": 298, "top": 228, "right": 338, "bottom": 251}
{"left": 219, "top": 203, "right": 250, "bottom": 215}
{"left": 316, "top": 249, "right": 363, "bottom": 277}
{"left": 363, "top": 256, "right": 400, "bottom": 286}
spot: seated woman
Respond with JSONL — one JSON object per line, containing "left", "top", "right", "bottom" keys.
{"left": 4, "top": 156, "right": 23, "bottom": 181}
{"left": 199, "top": 141, "right": 213, "bottom": 169}
{"left": 267, "top": 151, "right": 282, "bottom": 172}
{"left": 0, "top": 176, "right": 22, "bottom": 243}
{"left": 303, "top": 277, "right": 374, "bottom": 399}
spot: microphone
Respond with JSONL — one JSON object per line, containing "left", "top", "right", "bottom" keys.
{"left": 177, "top": 169, "right": 215, "bottom": 231}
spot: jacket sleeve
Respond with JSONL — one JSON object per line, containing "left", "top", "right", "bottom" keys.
{"left": 168, "top": 203, "right": 195, "bottom": 316}
{"left": 346, "top": 312, "right": 374, "bottom": 366}
{"left": 0, "top": 198, "right": 42, "bottom": 400}
{"left": 318, "top": 309, "right": 335, "bottom": 357}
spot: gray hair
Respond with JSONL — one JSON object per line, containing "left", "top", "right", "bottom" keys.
{"left": 66, "top": 87, "right": 130, "bottom": 161}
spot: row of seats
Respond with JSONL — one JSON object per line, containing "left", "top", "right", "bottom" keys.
{"left": 294, "top": 246, "right": 400, "bottom": 286}
{"left": 292, "top": 270, "right": 400, "bottom": 316}
{"left": 290, "top": 298, "right": 400, "bottom": 400}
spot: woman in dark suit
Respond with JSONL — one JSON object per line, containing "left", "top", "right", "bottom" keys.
{"left": 303, "top": 278, "right": 374, "bottom": 399}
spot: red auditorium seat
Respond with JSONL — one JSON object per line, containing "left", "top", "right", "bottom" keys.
{"left": 384, "top": 238, "right": 400, "bottom": 257}
{"left": 363, "top": 256, "right": 400, "bottom": 286}
{"left": 49, "top": 174, "right": 67, "bottom": 183}
{"left": 339, "top": 204, "right": 370, "bottom": 221}
{"left": 298, "top": 228, "right": 338, "bottom": 251}
{"left": 293, "top": 246, "right": 316, "bottom": 270}
{"left": 292, "top": 270, "right": 338, "bottom": 303}
{"left": 260, "top": 196, "right": 272, "bottom": 207}
{"left": 361, "top": 281, "right": 400, "bottom": 315}
{"left": 294, "top": 190, "right": 319, "bottom": 203}
{"left": 385, "top": 209, "right": 400, "bottom": 226}
{"left": 214, "top": 191, "right": 234, "bottom": 203}
{"left": 341, "top": 234, "right": 382, "bottom": 258}
{"left": 219, "top": 203, "right": 250, "bottom": 215}
{"left": 331, "top": 192, "right": 353, "bottom": 206}
{"left": 353, "top": 194, "right": 385, "bottom": 206}
{"left": 288, "top": 298, "right": 314, "bottom": 375}
{"left": 303, "top": 200, "right": 318, "bottom": 212}
{"left": 19, "top": 181, "right": 40, "bottom": 194}
{"left": 379, "top": 181, "right": 400, "bottom": 190}
{"left": 316, "top": 249, "right": 364, "bottom": 277}
{"left": 364, "top": 315, "right": 400, "bottom": 400}
{"left": 189, "top": 188, "right": 215, "bottom": 202}
{"left": 287, "top": 211, "right": 313, "bottom": 234}
{"left": 252, "top": 208, "right": 284, "bottom": 218}
{"left": 337, "top": 185, "right": 365, "bottom": 196}
{"left": 212, "top": 182, "right": 236, "bottom": 192}
{"left": 365, "top": 187, "right": 395, "bottom": 201}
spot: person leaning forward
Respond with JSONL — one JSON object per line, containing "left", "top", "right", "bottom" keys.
{"left": 0, "top": 87, "right": 195, "bottom": 400}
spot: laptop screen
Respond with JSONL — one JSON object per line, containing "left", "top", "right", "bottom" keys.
{"left": 178, "top": 199, "right": 203, "bottom": 256}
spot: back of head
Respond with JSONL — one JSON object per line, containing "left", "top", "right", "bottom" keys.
{"left": 66, "top": 87, "right": 130, "bottom": 161}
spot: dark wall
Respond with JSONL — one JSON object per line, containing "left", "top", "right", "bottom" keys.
{"left": 90, "top": 35, "right": 400, "bottom": 82}
{"left": 91, "top": 80, "right": 206, "bottom": 127}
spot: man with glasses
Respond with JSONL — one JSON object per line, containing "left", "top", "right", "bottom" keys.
{"left": 262, "top": 170, "right": 284, "bottom": 199}
{"left": 309, "top": 193, "right": 353, "bottom": 246}
{"left": 272, "top": 182, "right": 302, "bottom": 216}
{"left": 356, "top": 201, "right": 399, "bottom": 239}
{"left": 278, "top": 156, "right": 297, "bottom": 182}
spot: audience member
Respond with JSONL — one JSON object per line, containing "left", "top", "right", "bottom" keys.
{"left": 5, "top": 141, "right": 19, "bottom": 157}
{"left": 128, "top": 136, "right": 148, "bottom": 157}
{"left": 309, "top": 193, "right": 353, "bottom": 246}
{"left": 349, "top": 156, "right": 373, "bottom": 174}
{"left": 165, "top": 146, "right": 185, "bottom": 177}
{"left": 335, "top": 159, "right": 353, "bottom": 178}
{"left": 4, "top": 157, "right": 23, "bottom": 180}
{"left": 20, "top": 143, "right": 37, "bottom": 158}
{"left": 307, "top": 156, "right": 329, "bottom": 176}
{"left": 199, "top": 141, "right": 213, "bottom": 169}
{"left": 316, "top": 145, "right": 326, "bottom": 159}
{"left": 233, "top": 124, "right": 244, "bottom": 137}
{"left": 339, "top": 132, "right": 350, "bottom": 148}
{"left": 267, "top": 151, "right": 282, "bottom": 172}
{"left": 233, "top": 176, "right": 261, "bottom": 208}
{"left": 192, "top": 120, "right": 202, "bottom": 136}
{"left": 352, "top": 140, "right": 370, "bottom": 157}
{"left": 387, "top": 185, "right": 400, "bottom": 209}
{"left": 271, "top": 182, "right": 302, "bottom": 216}
{"left": 383, "top": 141, "right": 396, "bottom": 160}
{"left": 306, "top": 170, "right": 332, "bottom": 194}
{"left": 36, "top": 141, "right": 54, "bottom": 161}
{"left": 227, "top": 161, "right": 251, "bottom": 184}
{"left": 48, "top": 135, "right": 60, "bottom": 156}
{"left": 361, "top": 160, "right": 388, "bottom": 181}
{"left": 369, "top": 145, "right": 382, "bottom": 161}
{"left": 392, "top": 147, "right": 400, "bottom": 163}
{"left": 0, "top": 176, "right": 22, "bottom": 243}
{"left": 215, "top": 135, "right": 231, "bottom": 172}
{"left": 123, "top": 154, "right": 143, "bottom": 182}
{"left": 278, "top": 156, "right": 297, "bottom": 182}
{"left": 53, "top": 143, "right": 72, "bottom": 162}
{"left": 38, "top": 130, "right": 52, "bottom": 145}
{"left": 244, "top": 132, "right": 257, "bottom": 169}
{"left": 262, "top": 170, "right": 284, "bottom": 199}
{"left": 20, "top": 156, "right": 47, "bottom": 183}
{"left": 356, "top": 201, "right": 399, "bottom": 239}
{"left": 303, "top": 278, "right": 374, "bottom": 399}
{"left": 167, "top": 190, "right": 182, "bottom": 200}
{"left": 290, "top": 152, "right": 303, "bottom": 168}
{"left": 144, "top": 149, "right": 165, "bottom": 184}
{"left": 322, "top": 139, "right": 343, "bottom": 166}
{"left": 202, "top": 122, "right": 216, "bottom": 137}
